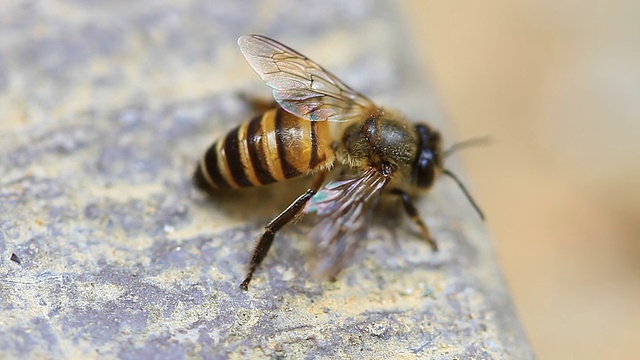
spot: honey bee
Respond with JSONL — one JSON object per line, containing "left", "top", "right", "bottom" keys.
{"left": 193, "top": 35, "right": 483, "bottom": 290}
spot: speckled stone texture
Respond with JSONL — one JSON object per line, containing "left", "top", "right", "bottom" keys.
{"left": 0, "top": 1, "right": 533, "bottom": 359}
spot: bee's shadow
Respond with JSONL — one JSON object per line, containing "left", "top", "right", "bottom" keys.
{"left": 373, "top": 195, "right": 407, "bottom": 240}
{"left": 192, "top": 175, "right": 316, "bottom": 224}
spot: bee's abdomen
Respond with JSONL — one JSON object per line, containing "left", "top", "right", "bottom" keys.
{"left": 194, "top": 108, "right": 333, "bottom": 190}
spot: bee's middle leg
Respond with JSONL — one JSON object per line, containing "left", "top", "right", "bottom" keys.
{"left": 390, "top": 189, "right": 438, "bottom": 251}
{"left": 240, "top": 173, "right": 326, "bottom": 290}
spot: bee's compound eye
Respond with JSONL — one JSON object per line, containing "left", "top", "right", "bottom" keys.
{"left": 415, "top": 152, "right": 435, "bottom": 188}
{"left": 412, "top": 124, "right": 439, "bottom": 188}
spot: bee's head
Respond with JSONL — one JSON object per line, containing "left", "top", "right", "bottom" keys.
{"left": 411, "top": 123, "right": 444, "bottom": 189}
{"left": 413, "top": 127, "right": 487, "bottom": 220}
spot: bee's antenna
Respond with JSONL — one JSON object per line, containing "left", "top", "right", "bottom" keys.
{"left": 442, "top": 169, "right": 485, "bottom": 221}
{"left": 444, "top": 136, "right": 491, "bottom": 158}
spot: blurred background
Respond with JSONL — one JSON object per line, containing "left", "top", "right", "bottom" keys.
{"left": 402, "top": 1, "right": 640, "bottom": 359}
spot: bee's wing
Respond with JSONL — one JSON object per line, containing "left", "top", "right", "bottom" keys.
{"left": 303, "top": 167, "right": 391, "bottom": 279}
{"left": 238, "top": 34, "right": 377, "bottom": 123}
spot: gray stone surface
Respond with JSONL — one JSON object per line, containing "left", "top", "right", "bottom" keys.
{"left": 0, "top": 1, "right": 534, "bottom": 359}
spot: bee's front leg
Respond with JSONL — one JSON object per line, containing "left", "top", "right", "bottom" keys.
{"left": 390, "top": 188, "right": 438, "bottom": 252}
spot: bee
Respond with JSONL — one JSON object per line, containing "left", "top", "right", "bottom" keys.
{"left": 193, "top": 35, "right": 484, "bottom": 290}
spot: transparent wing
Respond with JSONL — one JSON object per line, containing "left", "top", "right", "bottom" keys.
{"left": 303, "top": 167, "right": 392, "bottom": 278}
{"left": 238, "top": 34, "right": 377, "bottom": 123}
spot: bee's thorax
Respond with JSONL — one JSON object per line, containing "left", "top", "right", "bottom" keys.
{"left": 340, "top": 112, "right": 418, "bottom": 175}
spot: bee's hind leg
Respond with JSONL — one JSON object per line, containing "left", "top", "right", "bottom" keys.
{"left": 240, "top": 173, "right": 326, "bottom": 290}
{"left": 390, "top": 189, "right": 438, "bottom": 252}
{"left": 235, "top": 93, "right": 277, "bottom": 114}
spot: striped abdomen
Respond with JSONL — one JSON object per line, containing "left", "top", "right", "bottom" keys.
{"left": 194, "top": 108, "right": 334, "bottom": 190}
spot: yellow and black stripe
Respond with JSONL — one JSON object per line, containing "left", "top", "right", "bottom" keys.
{"left": 194, "top": 108, "right": 334, "bottom": 190}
